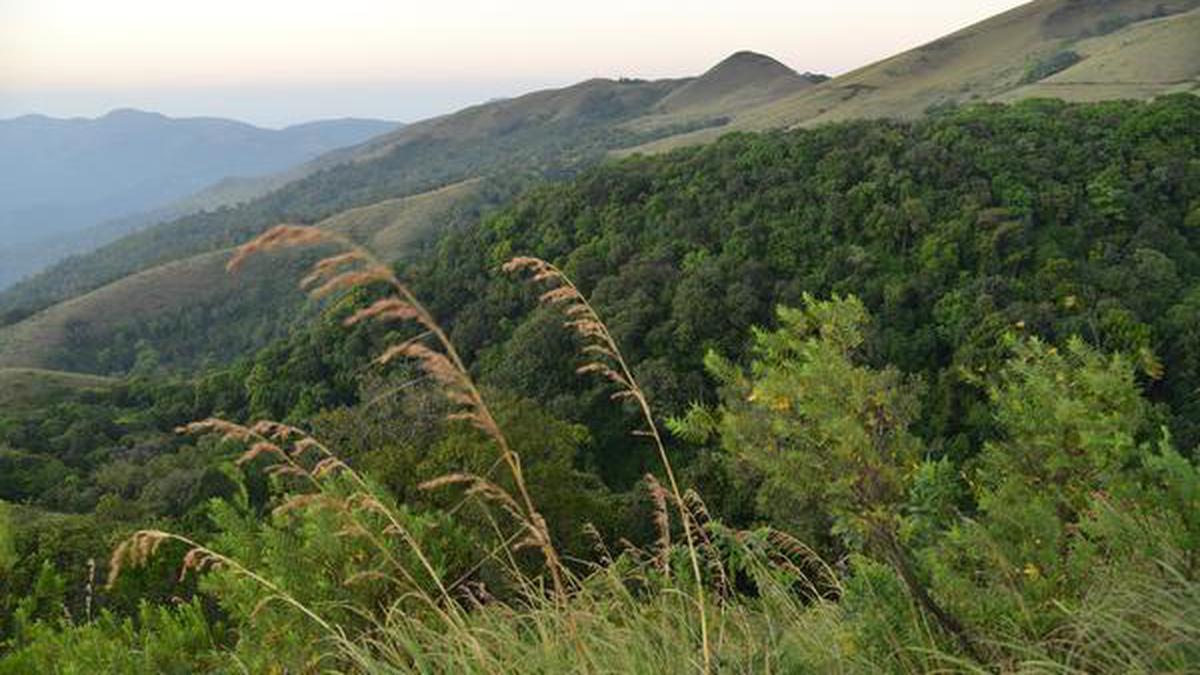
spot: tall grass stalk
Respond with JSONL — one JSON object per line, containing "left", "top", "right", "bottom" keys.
{"left": 504, "top": 256, "right": 714, "bottom": 673}
{"left": 229, "top": 225, "right": 568, "bottom": 599}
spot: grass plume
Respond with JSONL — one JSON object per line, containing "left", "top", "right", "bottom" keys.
{"left": 504, "top": 255, "right": 715, "bottom": 673}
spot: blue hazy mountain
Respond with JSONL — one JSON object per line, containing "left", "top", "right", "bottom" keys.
{"left": 0, "top": 109, "right": 398, "bottom": 285}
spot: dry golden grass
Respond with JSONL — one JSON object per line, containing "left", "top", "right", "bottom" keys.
{"left": 1001, "top": 7, "right": 1200, "bottom": 102}
{"left": 624, "top": 0, "right": 1200, "bottom": 155}
{"left": 504, "top": 256, "right": 714, "bottom": 672}
{"left": 319, "top": 179, "right": 480, "bottom": 262}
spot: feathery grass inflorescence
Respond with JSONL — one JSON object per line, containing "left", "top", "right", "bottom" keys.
{"left": 177, "top": 418, "right": 461, "bottom": 616}
{"left": 107, "top": 225, "right": 575, "bottom": 665}
{"left": 227, "top": 225, "right": 567, "bottom": 599}
{"left": 109, "top": 529, "right": 339, "bottom": 638}
{"left": 105, "top": 415, "right": 475, "bottom": 651}
{"left": 504, "top": 255, "right": 715, "bottom": 673}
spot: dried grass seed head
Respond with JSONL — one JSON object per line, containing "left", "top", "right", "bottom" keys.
{"left": 228, "top": 225, "right": 328, "bottom": 272}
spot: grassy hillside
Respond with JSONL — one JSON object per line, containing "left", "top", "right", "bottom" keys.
{"left": 0, "top": 181, "right": 481, "bottom": 373}
{"left": 620, "top": 51, "right": 824, "bottom": 139}
{"left": 0, "top": 78, "right": 701, "bottom": 326}
{"left": 653, "top": 51, "right": 818, "bottom": 115}
{"left": 320, "top": 179, "right": 481, "bottom": 260}
{"left": 629, "top": 0, "right": 1200, "bottom": 153}
{"left": 0, "top": 368, "right": 113, "bottom": 409}
{"left": 0, "top": 248, "right": 309, "bottom": 372}
{"left": 1000, "top": 6, "right": 1200, "bottom": 102}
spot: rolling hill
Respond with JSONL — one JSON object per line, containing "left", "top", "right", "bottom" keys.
{"left": 627, "top": 0, "right": 1200, "bottom": 153}
{"left": 655, "top": 51, "right": 822, "bottom": 115}
{"left": 0, "top": 110, "right": 399, "bottom": 288}
{"left": 0, "top": 180, "right": 481, "bottom": 373}
{"left": 0, "top": 368, "right": 114, "bottom": 410}
{"left": 623, "top": 50, "right": 825, "bottom": 137}
{"left": 0, "top": 76, "right": 707, "bottom": 326}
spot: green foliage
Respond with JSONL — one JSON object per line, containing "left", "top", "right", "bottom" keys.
{"left": 1022, "top": 50, "right": 1083, "bottom": 84}
{"left": 195, "top": 478, "right": 472, "bottom": 672}
{"left": 0, "top": 505, "right": 14, "bottom": 575}
{"left": 683, "top": 296, "right": 924, "bottom": 550}
{"left": 5, "top": 96, "right": 1200, "bottom": 672}
{"left": 923, "top": 334, "right": 1200, "bottom": 644}
{"left": 414, "top": 95, "right": 1200, "bottom": 473}
{"left": 672, "top": 293, "right": 1200, "bottom": 662}
{"left": 0, "top": 600, "right": 224, "bottom": 675}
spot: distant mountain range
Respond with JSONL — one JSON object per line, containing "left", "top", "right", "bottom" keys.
{"left": 0, "top": 110, "right": 399, "bottom": 287}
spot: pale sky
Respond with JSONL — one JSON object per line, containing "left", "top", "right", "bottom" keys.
{"left": 0, "top": 0, "right": 1030, "bottom": 127}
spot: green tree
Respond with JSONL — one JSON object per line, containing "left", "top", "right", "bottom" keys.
{"left": 673, "top": 295, "right": 973, "bottom": 650}
{"left": 929, "top": 336, "right": 1200, "bottom": 640}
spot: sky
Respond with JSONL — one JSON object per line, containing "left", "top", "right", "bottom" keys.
{"left": 1, "top": 0, "right": 1030, "bottom": 128}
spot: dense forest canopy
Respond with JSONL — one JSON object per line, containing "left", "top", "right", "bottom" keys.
{"left": 412, "top": 95, "right": 1200, "bottom": 477}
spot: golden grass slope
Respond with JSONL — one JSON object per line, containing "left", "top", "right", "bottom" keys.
{"left": 0, "top": 249, "right": 248, "bottom": 370}
{"left": 622, "top": 51, "right": 819, "bottom": 137}
{"left": 653, "top": 51, "right": 814, "bottom": 115}
{"left": 0, "top": 368, "right": 113, "bottom": 409}
{"left": 629, "top": 0, "right": 1200, "bottom": 154}
{"left": 0, "top": 181, "right": 479, "bottom": 371}
{"left": 348, "top": 78, "right": 684, "bottom": 163}
{"left": 1000, "top": 7, "right": 1200, "bottom": 102}
{"left": 320, "top": 179, "right": 480, "bottom": 261}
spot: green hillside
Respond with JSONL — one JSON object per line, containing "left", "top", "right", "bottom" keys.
{"left": 0, "top": 77, "right": 693, "bottom": 325}
{"left": 0, "top": 181, "right": 481, "bottom": 373}
{"left": 0, "top": 66, "right": 784, "bottom": 372}
{"left": 414, "top": 95, "right": 1200, "bottom": 477}
{"left": 320, "top": 179, "right": 481, "bottom": 260}
{"left": 0, "top": 248, "right": 311, "bottom": 373}
{"left": 0, "top": 369, "right": 113, "bottom": 409}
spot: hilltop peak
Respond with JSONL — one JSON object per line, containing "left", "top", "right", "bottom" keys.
{"left": 711, "top": 50, "right": 797, "bottom": 74}
{"left": 102, "top": 108, "right": 166, "bottom": 121}
{"left": 654, "top": 50, "right": 817, "bottom": 114}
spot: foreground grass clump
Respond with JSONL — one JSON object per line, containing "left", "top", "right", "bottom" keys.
{"left": 3, "top": 224, "right": 1200, "bottom": 674}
